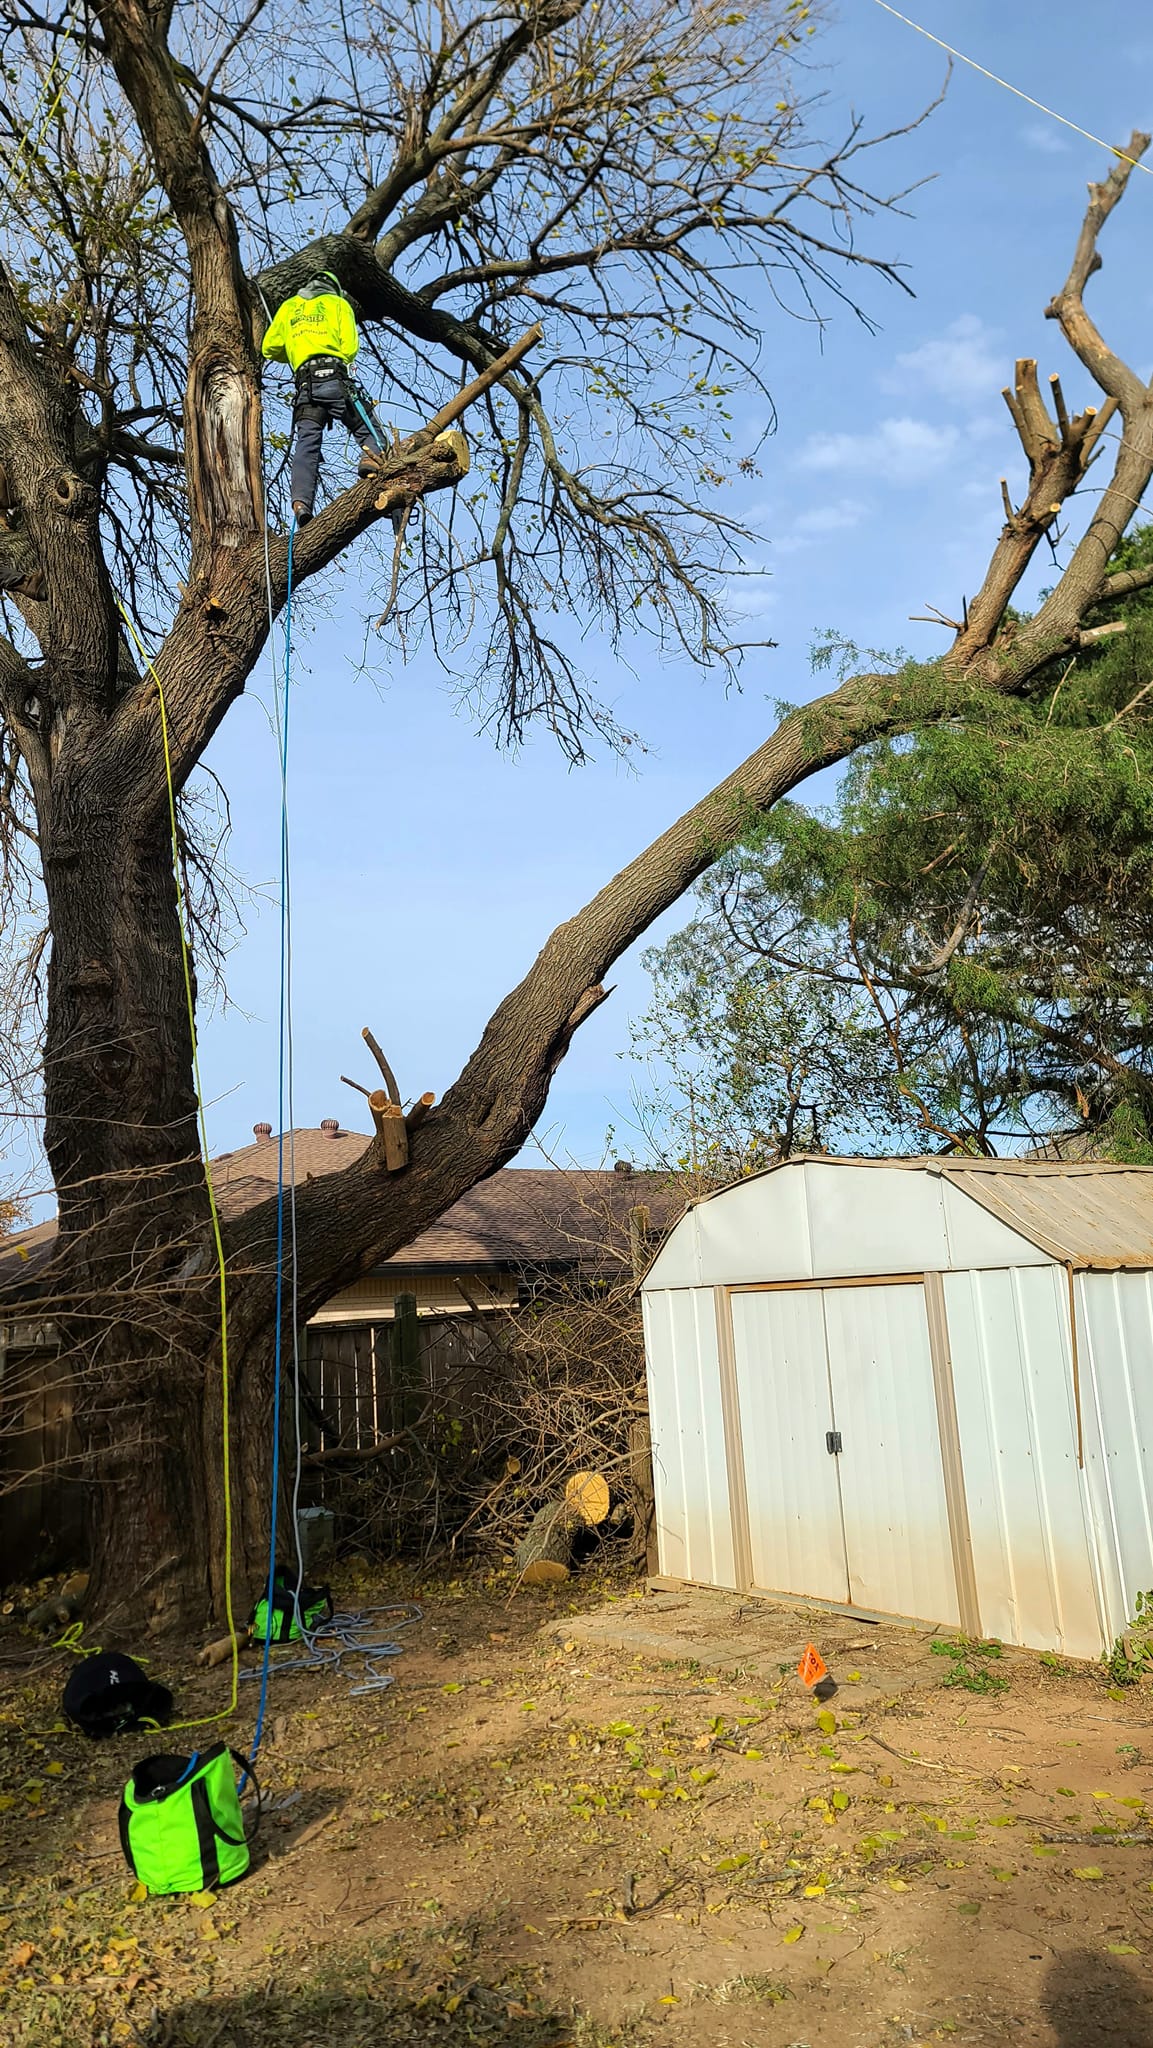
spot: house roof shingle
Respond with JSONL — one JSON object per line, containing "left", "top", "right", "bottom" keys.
{"left": 217, "top": 1131, "right": 677, "bottom": 1268}
{"left": 0, "top": 1129, "right": 680, "bottom": 1287}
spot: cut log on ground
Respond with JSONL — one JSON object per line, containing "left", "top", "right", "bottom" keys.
{"left": 514, "top": 1501, "right": 574, "bottom": 1584}
{"left": 565, "top": 1470, "right": 611, "bottom": 1526}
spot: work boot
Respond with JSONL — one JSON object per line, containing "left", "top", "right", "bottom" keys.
{"left": 357, "top": 451, "right": 384, "bottom": 479}
{"left": 292, "top": 501, "right": 312, "bottom": 526}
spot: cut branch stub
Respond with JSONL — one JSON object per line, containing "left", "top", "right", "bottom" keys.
{"left": 999, "top": 360, "right": 1114, "bottom": 498}
{"left": 1004, "top": 360, "right": 1057, "bottom": 466}
{"left": 405, "top": 1091, "right": 435, "bottom": 1136}
{"left": 368, "top": 1089, "right": 409, "bottom": 1171}
{"left": 954, "top": 359, "right": 1122, "bottom": 662}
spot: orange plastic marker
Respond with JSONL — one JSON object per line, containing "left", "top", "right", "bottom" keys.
{"left": 797, "top": 1643, "right": 828, "bottom": 1688}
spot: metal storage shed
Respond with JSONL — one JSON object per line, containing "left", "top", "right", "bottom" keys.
{"left": 641, "top": 1157, "right": 1153, "bottom": 1660}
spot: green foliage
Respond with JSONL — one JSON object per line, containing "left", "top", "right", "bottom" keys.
{"left": 930, "top": 1638, "right": 1009, "bottom": 1695}
{"left": 1105, "top": 1590, "right": 1153, "bottom": 1687}
{"left": 633, "top": 542, "right": 1153, "bottom": 1162}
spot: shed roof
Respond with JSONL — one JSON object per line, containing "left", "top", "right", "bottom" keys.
{"left": 686, "top": 1156, "right": 1153, "bottom": 1271}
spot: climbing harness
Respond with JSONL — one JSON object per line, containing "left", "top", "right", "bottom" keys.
{"left": 291, "top": 353, "right": 348, "bottom": 419}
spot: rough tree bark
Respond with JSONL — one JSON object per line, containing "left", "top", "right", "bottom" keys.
{"left": 1, "top": 0, "right": 1152, "bottom": 1629}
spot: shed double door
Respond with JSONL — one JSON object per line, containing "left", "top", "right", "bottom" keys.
{"left": 729, "top": 1283, "right": 960, "bottom": 1625}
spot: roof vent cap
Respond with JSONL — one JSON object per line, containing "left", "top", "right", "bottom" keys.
{"left": 253, "top": 1122, "right": 273, "bottom": 1142}
{"left": 613, "top": 1158, "right": 634, "bottom": 1175}
{"left": 320, "top": 1118, "right": 340, "bottom": 1138}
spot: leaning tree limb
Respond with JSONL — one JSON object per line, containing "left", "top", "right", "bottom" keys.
{"left": 220, "top": 129, "right": 1153, "bottom": 1334}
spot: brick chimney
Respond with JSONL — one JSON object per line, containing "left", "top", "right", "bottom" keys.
{"left": 253, "top": 1122, "right": 272, "bottom": 1142}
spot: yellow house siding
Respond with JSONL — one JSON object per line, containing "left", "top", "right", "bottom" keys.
{"left": 308, "top": 1269, "right": 517, "bottom": 1324}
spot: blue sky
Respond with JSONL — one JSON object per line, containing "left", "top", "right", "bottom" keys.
{"left": 191, "top": 0, "right": 1153, "bottom": 1171}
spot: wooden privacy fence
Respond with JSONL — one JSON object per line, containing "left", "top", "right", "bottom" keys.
{"left": 302, "top": 1296, "right": 506, "bottom": 1455}
{"left": 0, "top": 1321, "right": 84, "bottom": 1575}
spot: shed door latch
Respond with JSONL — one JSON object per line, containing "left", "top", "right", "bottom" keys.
{"left": 825, "top": 1430, "right": 843, "bottom": 1455}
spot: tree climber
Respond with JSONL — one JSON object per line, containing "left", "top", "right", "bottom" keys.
{"left": 261, "top": 272, "right": 386, "bottom": 525}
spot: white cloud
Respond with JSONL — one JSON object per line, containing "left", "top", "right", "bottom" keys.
{"left": 773, "top": 497, "right": 867, "bottom": 554}
{"left": 797, "top": 417, "right": 959, "bottom": 485}
{"left": 717, "top": 574, "right": 776, "bottom": 620}
{"left": 1022, "top": 121, "right": 1069, "bottom": 154}
{"left": 794, "top": 498, "right": 867, "bottom": 536}
{"left": 886, "top": 314, "right": 1003, "bottom": 403}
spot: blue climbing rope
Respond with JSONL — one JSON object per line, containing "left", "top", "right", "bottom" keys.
{"left": 249, "top": 514, "right": 297, "bottom": 1766}
{"left": 244, "top": 443, "right": 421, "bottom": 1759}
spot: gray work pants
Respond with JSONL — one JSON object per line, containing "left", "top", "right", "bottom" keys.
{"left": 290, "top": 369, "right": 379, "bottom": 511}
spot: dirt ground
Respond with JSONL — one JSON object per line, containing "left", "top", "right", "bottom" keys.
{"left": 2, "top": 1566, "right": 1153, "bottom": 2047}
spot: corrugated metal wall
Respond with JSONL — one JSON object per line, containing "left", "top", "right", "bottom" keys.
{"left": 646, "top": 1262, "right": 1153, "bottom": 1658}
{"left": 1079, "top": 1270, "right": 1153, "bottom": 1645}
{"left": 642, "top": 1289, "right": 736, "bottom": 1589}
{"left": 727, "top": 1283, "right": 959, "bottom": 1627}
{"left": 645, "top": 1160, "right": 1046, "bottom": 1289}
{"left": 943, "top": 1267, "right": 1105, "bottom": 1659}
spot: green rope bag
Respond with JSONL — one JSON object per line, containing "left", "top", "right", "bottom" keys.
{"left": 119, "top": 1745, "right": 256, "bottom": 1895}
{"left": 248, "top": 1564, "right": 332, "bottom": 1645}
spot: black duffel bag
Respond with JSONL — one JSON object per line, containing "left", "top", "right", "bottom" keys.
{"left": 63, "top": 1651, "right": 174, "bottom": 1740}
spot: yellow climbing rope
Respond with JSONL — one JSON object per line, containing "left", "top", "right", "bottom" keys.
{"left": 115, "top": 598, "right": 240, "bottom": 1730}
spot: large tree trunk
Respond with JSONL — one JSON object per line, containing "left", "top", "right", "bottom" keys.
{"left": 41, "top": 787, "right": 274, "bottom": 1629}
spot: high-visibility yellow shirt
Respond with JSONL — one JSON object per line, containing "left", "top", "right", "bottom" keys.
{"left": 261, "top": 292, "right": 359, "bottom": 372}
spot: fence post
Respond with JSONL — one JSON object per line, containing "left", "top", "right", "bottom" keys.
{"left": 391, "top": 1292, "right": 421, "bottom": 1431}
